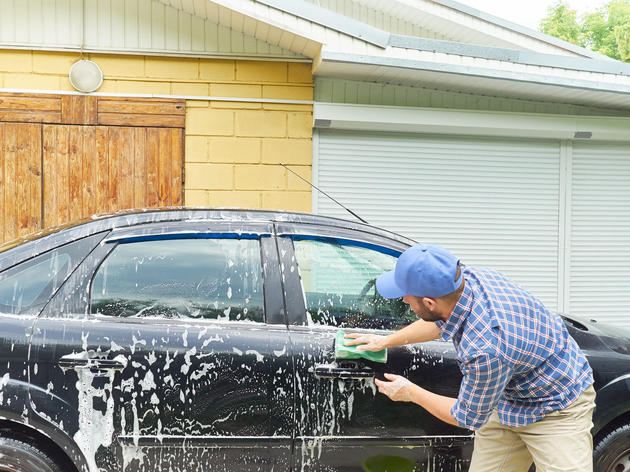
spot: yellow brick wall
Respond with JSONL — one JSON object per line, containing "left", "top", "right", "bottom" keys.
{"left": 0, "top": 50, "right": 314, "bottom": 213}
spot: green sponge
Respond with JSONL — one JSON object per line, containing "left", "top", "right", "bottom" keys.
{"left": 335, "top": 330, "right": 387, "bottom": 363}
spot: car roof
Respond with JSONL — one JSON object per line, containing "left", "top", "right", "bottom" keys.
{"left": 0, "top": 207, "right": 416, "bottom": 271}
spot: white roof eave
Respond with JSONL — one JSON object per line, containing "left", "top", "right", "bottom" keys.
{"left": 317, "top": 50, "right": 630, "bottom": 111}
{"left": 428, "top": 0, "right": 614, "bottom": 61}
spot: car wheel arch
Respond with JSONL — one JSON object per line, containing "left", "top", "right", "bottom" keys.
{"left": 0, "top": 419, "right": 83, "bottom": 472}
{"left": 592, "top": 376, "right": 630, "bottom": 444}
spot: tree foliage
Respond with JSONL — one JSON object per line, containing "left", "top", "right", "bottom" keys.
{"left": 539, "top": 0, "right": 630, "bottom": 61}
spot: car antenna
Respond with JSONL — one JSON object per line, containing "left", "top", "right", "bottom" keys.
{"left": 279, "top": 162, "right": 369, "bottom": 224}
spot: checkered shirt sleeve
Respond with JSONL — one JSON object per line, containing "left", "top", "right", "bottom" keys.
{"left": 451, "top": 352, "right": 512, "bottom": 430}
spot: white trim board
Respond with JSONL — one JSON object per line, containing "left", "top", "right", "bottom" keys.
{"left": 314, "top": 102, "right": 630, "bottom": 142}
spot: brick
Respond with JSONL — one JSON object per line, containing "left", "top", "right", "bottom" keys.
{"left": 262, "top": 139, "right": 311, "bottom": 165}
{"left": 288, "top": 63, "right": 313, "bottom": 83}
{"left": 262, "top": 191, "right": 311, "bottom": 212}
{"left": 287, "top": 112, "right": 312, "bottom": 138}
{"left": 186, "top": 108, "right": 234, "bottom": 136}
{"left": 262, "top": 85, "right": 313, "bottom": 101}
{"left": 236, "top": 61, "right": 287, "bottom": 82}
{"left": 199, "top": 59, "right": 235, "bottom": 81}
{"left": 88, "top": 54, "right": 145, "bottom": 78}
{"left": 185, "top": 189, "right": 210, "bottom": 206}
{"left": 210, "top": 83, "right": 261, "bottom": 98}
{"left": 3, "top": 73, "right": 60, "bottom": 90}
{"left": 58, "top": 78, "right": 77, "bottom": 92}
{"left": 185, "top": 136, "right": 209, "bottom": 162}
{"left": 187, "top": 100, "right": 209, "bottom": 108}
{"left": 145, "top": 57, "right": 198, "bottom": 80}
{"left": 209, "top": 137, "right": 260, "bottom": 163}
{"left": 211, "top": 101, "right": 261, "bottom": 110}
{"left": 95, "top": 80, "right": 117, "bottom": 93}
{"left": 172, "top": 82, "right": 209, "bottom": 96}
{"left": 235, "top": 110, "right": 286, "bottom": 137}
{"left": 263, "top": 103, "right": 313, "bottom": 112}
{"left": 185, "top": 163, "right": 233, "bottom": 190}
{"left": 114, "top": 80, "right": 171, "bottom": 94}
{"left": 208, "top": 191, "right": 261, "bottom": 209}
{"left": 33, "top": 51, "right": 78, "bottom": 74}
{"left": 235, "top": 165, "right": 286, "bottom": 190}
{"left": 0, "top": 50, "right": 32, "bottom": 72}
{"left": 286, "top": 166, "right": 312, "bottom": 191}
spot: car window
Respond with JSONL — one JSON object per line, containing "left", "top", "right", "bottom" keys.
{"left": 0, "top": 235, "right": 103, "bottom": 316}
{"left": 90, "top": 237, "right": 264, "bottom": 322}
{"left": 293, "top": 238, "right": 415, "bottom": 330}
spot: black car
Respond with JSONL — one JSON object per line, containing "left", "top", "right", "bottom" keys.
{"left": 0, "top": 208, "right": 629, "bottom": 472}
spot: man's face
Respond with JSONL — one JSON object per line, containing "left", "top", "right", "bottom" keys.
{"left": 402, "top": 295, "right": 443, "bottom": 322}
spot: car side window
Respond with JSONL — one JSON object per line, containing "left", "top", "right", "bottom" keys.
{"left": 292, "top": 238, "right": 415, "bottom": 330}
{"left": 90, "top": 237, "right": 264, "bottom": 322}
{"left": 0, "top": 234, "right": 104, "bottom": 316}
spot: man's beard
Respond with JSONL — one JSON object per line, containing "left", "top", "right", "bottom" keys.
{"left": 415, "top": 304, "right": 443, "bottom": 322}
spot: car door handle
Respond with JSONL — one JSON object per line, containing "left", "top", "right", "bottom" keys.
{"left": 58, "top": 355, "right": 125, "bottom": 371}
{"left": 314, "top": 364, "right": 375, "bottom": 380}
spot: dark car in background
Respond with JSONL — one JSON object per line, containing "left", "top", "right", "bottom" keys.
{"left": 0, "top": 208, "right": 629, "bottom": 472}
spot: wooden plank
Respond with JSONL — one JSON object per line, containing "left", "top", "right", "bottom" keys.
{"left": 16, "top": 125, "right": 29, "bottom": 236}
{"left": 98, "top": 99, "right": 185, "bottom": 115}
{"left": 68, "top": 125, "right": 82, "bottom": 222}
{"left": 0, "top": 92, "right": 62, "bottom": 100}
{"left": 0, "top": 111, "right": 61, "bottom": 123}
{"left": 119, "top": 127, "right": 135, "bottom": 209}
{"left": 98, "top": 112, "right": 185, "bottom": 128}
{"left": 4, "top": 124, "right": 18, "bottom": 241}
{"left": 108, "top": 126, "right": 121, "bottom": 212}
{"left": 146, "top": 128, "right": 159, "bottom": 207}
{"left": 171, "top": 129, "right": 183, "bottom": 205}
{"left": 0, "top": 96, "right": 61, "bottom": 111}
{"left": 56, "top": 126, "right": 70, "bottom": 227}
{"left": 0, "top": 125, "right": 4, "bottom": 242}
{"left": 61, "top": 96, "right": 99, "bottom": 125}
{"left": 94, "top": 127, "right": 109, "bottom": 216}
{"left": 27, "top": 124, "right": 42, "bottom": 235}
{"left": 42, "top": 125, "right": 57, "bottom": 229}
{"left": 157, "top": 128, "right": 171, "bottom": 206}
{"left": 133, "top": 127, "right": 147, "bottom": 208}
{"left": 61, "top": 96, "right": 77, "bottom": 124}
{"left": 82, "top": 126, "right": 97, "bottom": 217}
{"left": 85, "top": 96, "right": 98, "bottom": 125}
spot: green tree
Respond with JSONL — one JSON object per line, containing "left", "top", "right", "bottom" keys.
{"left": 539, "top": 1, "right": 582, "bottom": 45}
{"left": 539, "top": 0, "right": 630, "bottom": 62}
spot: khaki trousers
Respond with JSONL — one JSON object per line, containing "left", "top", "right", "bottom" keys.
{"left": 469, "top": 385, "right": 596, "bottom": 472}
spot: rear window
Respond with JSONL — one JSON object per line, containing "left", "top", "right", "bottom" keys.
{"left": 90, "top": 237, "right": 265, "bottom": 323}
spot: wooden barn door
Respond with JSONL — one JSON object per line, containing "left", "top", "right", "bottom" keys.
{"left": 0, "top": 93, "right": 185, "bottom": 244}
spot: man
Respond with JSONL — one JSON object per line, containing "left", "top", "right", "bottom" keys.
{"left": 345, "top": 243, "right": 595, "bottom": 472}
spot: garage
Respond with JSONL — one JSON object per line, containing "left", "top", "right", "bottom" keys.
{"left": 313, "top": 107, "right": 630, "bottom": 325}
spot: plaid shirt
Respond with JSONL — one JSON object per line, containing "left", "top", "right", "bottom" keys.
{"left": 435, "top": 266, "right": 593, "bottom": 431}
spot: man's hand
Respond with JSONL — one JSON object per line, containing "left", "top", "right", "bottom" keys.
{"left": 375, "top": 374, "right": 459, "bottom": 426}
{"left": 374, "top": 373, "right": 416, "bottom": 402}
{"left": 343, "top": 333, "right": 387, "bottom": 352}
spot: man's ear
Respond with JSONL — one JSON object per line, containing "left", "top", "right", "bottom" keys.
{"left": 422, "top": 297, "right": 437, "bottom": 310}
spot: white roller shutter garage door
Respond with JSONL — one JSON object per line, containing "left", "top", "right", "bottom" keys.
{"left": 570, "top": 142, "right": 630, "bottom": 325}
{"left": 315, "top": 130, "right": 562, "bottom": 312}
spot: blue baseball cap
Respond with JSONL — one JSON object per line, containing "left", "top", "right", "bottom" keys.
{"left": 376, "top": 244, "right": 463, "bottom": 299}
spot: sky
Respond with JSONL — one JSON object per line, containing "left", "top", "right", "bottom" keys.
{"left": 460, "top": 0, "right": 611, "bottom": 30}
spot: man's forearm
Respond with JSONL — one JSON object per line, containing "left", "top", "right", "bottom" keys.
{"left": 383, "top": 319, "right": 441, "bottom": 348}
{"left": 408, "top": 385, "right": 458, "bottom": 427}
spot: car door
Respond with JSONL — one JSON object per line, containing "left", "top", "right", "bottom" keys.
{"left": 28, "top": 221, "right": 294, "bottom": 472}
{"left": 275, "top": 223, "right": 473, "bottom": 471}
